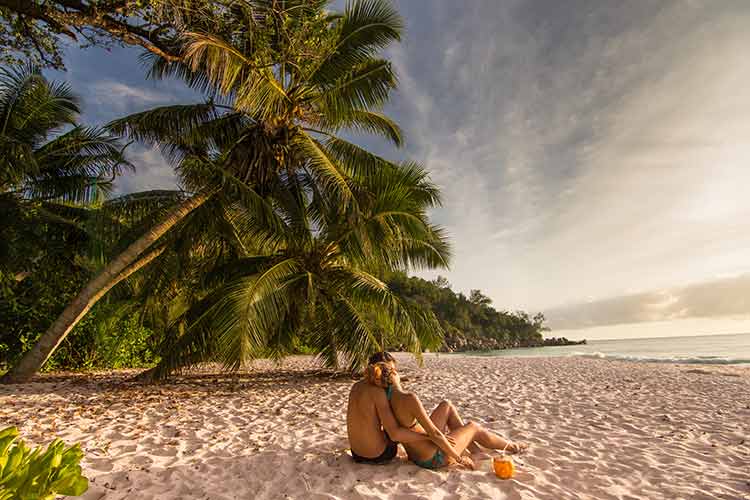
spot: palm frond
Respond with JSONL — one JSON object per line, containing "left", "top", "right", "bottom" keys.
{"left": 310, "top": 0, "right": 402, "bottom": 87}
{"left": 106, "top": 103, "right": 219, "bottom": 163}
{"left": 293, "top": 132, "right": 353, "bottom": 202}
{"left": 314, "top": 59, "right": 398, "bottom": 122}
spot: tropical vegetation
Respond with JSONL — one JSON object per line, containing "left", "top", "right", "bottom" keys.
{"left": 0, "top": 0, "right": 550, "bottom": 383}
{"left": 0, "top": 426, "right": 88, "bottom": 500}
{"left": 387, "top": 274, "right": 550, "bottom": 351}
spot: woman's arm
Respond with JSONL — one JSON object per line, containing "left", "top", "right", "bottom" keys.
{"left": 373, "top": 389, "right": 433, "bottom": 444}
{"left": 406, "top": 393, "right": 463, "bottom": 462}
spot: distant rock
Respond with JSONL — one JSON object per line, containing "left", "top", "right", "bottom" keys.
{"left": 540, "top": 337, "right": 587, "bottom": 347}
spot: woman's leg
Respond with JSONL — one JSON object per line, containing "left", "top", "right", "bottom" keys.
{"left": 430, "top": 400, "right": 463, "bottom": 432}
{"left": 447, "top": 422, "right": 527, "bottom": 456}
{"left": 430, "top": 400, "right": 482, "bottom": 453}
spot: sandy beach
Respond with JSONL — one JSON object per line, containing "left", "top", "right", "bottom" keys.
{"left": 1, "top": 354, "right": 748, "bottom": 500}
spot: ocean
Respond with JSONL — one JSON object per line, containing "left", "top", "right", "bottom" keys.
{"left": 462, "top": 332, "right": 750, "bottom": 364}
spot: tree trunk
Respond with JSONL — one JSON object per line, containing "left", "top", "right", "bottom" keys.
{"left": 1, "top": 192, "right": 210, "bottom": 384}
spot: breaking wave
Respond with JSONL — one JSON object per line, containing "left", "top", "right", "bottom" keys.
{"left": 571, "top": 352, "right": 750, "bottom": 365}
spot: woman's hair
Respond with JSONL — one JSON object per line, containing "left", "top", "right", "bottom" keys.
{"left": 365, "top": 352, "right": 396, "bottom": 387}
{"left": 368, "top": 351, "right": 395, "bottom": 366}
{"left": 366, "top": 362, "right": 396, "bottom": 388}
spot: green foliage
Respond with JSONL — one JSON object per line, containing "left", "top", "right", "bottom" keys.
{"left": 46, "top": 308, "right": 159, "bottom": 371}
{"left": 387, "top": 274, "right": 549, "bottom": 351}
{"left": 0, "top": 0, "right": 228, "bottom": 69}
{"left": 0, "top": 64, "right": 173, "bottom": 375}
{"left": 0, "top": 265, "right": 87, "bottom": 370}
{"left": 0, "top": 427, "right": 88, "bottom": 500}
{"left": 0, "top": 268, "right": 158, "bottom": 372}
{"left": 144, "top": 159, "right": 450, "bottom": 379}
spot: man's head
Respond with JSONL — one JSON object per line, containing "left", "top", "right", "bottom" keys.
{"left": 365, "top": 352, "right": 396, "bottom": 388}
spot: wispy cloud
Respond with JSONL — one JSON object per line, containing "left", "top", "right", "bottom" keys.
{"left": 88, "top": 80, "right": 169, "bottom": 108}
{"left": 547, "top": 273, "right": 750, "bottom": 329}
{"left": 389, "top": 0, "right": 750, "bottom": 315}
{"left": 83, "top": 80, "right": 175, "bottom": 123}
{"left": 115, "top": 145, "right": 178, "bottom": 194}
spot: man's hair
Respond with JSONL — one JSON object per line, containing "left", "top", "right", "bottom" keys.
{"left": 368, "top": 351, "right": 395, "bottom": 366}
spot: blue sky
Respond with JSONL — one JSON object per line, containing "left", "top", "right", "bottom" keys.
{"left": 48, "top": 0, "right": 750, "bottom": 339}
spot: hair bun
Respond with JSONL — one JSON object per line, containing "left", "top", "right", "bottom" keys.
{"left": 366, "top": 362, "right": 392, "bottom": 388}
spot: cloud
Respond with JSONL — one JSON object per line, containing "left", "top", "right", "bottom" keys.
{"left": 89, "top": 80, "right": 168, "bottom": 107}
{"left": 49, "top": 44, "right": 202, "bottom": 126}
{"left": 114, "top": 145, "right": 178, "bottom": 194}
{"left": 547, "top": 273, "right": 750, "bottom": 329}
{"left": 84, "top": 80, "right": 174, "bottom": 121}
{"left": 387, "top": 0, "right": 750, "bottom": 316}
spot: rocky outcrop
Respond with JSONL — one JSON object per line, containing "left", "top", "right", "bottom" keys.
{"left": 439, "top": 333, "right": 586, "bottom": 353}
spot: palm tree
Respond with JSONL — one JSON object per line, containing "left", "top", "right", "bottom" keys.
{"left": 0, "top": 63, "right": 130, "bottom": 279}
{"left": 144, "top": 159, "right": 450, "bottom": 380}
{"left": 2, "top": 0, "right": 409, "bottom": 382}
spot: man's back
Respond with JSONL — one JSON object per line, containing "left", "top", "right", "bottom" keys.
{"left": 346, "top": 379, "right": 390, "bottom": 458}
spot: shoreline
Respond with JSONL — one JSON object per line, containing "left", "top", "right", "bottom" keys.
{"left": 2, "top": 355, "right": 748, "bottom": 499}
{"left": 440, "top": 350, "right": 750, "bottom": 371}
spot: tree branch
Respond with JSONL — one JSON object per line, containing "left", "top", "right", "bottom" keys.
{"left": 0, "top": 0, "right": 182, "bottom": 61}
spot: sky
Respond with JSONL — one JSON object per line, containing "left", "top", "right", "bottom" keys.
{"left": 48, "top": 0, "right": 750, "bottom": 340}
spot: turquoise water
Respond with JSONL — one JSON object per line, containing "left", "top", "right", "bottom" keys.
{"left": 460, "top": 332, "right": 750, "bottom": 364}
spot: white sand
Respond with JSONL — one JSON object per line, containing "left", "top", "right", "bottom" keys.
{"left": 1, "top": 354, "right": 749, "bottom": 500}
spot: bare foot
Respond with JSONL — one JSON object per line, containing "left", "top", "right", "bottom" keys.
{"left": 507, "top": 442, "right": 529, "bottom": 454}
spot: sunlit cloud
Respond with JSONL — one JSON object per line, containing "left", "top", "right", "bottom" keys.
{"left": 546, "top": 273, "right": 750, "bottom": 329}
{"left": 389, "top": 0, "right": 750, "bottom": 319}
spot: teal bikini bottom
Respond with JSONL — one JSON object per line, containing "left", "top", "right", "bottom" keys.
{"left": 413, "top": 449, "right": 446, "bottom": 469}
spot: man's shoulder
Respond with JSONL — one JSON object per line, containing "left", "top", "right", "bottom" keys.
{"left": 351, "top": 380, "right": 386, "bottom": 400}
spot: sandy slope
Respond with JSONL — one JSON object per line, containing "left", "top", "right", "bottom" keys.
{"left": 1, "top": 355, "right": 748, "bottom": 500}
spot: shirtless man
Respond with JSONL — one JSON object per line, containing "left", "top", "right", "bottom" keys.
{"left": 346, "top": 352, "right": 439, "bottom": 463}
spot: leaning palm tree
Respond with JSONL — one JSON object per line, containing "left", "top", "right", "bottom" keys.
{"left": 2, "top": 0, "right": 408, "bottom": 382}
{"left": 0, "top": 63, "right": 130, "bottom": 279}
{"left": 145, "top": 160, "right": 450, "bottom": 380}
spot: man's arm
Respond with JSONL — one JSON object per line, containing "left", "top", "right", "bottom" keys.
{"left": 372, "top": 390, "right": 432, "bottom": 444}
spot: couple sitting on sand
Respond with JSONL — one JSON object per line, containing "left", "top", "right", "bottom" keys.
{"left": 346, "top": 352, "right": 527, "bottom": 470}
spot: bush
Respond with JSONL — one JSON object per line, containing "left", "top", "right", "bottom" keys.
{"left": 45, "top": 307, "right": 159, "bottom": 371}
{"left": 0, "top": 269, "right": 87, "bottom": 370}
{"left": 0, "top": 427, "right": 88, "bottom": 500}
{"left": 1, "top": 269, "right": 159, "bottom": 372}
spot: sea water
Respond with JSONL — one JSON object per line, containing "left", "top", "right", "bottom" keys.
{"left": 462, "top": 332, "right": 750, "bottom": 364}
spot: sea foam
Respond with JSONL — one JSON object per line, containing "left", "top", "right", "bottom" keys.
{"left": 571, "top": 351, "right": 750, "bottom": 365}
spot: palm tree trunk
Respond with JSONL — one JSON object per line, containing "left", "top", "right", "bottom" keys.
{"left": 1, "top": 192, "right": 211, "bottom": 384}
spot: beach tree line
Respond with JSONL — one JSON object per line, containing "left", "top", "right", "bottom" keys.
{"left": 386, "top": 274, "right": 549, "bottom": 351}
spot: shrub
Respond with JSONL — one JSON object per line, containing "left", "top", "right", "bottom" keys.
{"left": 0, "top": 427, "right": 88, "bottom": 500}
{"left": 0, "top": 268, "right": 159, "bottom": 372}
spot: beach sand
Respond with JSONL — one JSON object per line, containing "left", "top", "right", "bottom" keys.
{"left": 1, "top": 354, "right": 748, "bottom": 500}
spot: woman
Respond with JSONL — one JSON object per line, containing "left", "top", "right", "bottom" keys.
{"left": 367, "top": 358, "right": 527, "bottom": 470}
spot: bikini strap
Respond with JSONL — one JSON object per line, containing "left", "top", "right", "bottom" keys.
{"left": 385, "top": 385, "right": 393, "bottom": 401}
